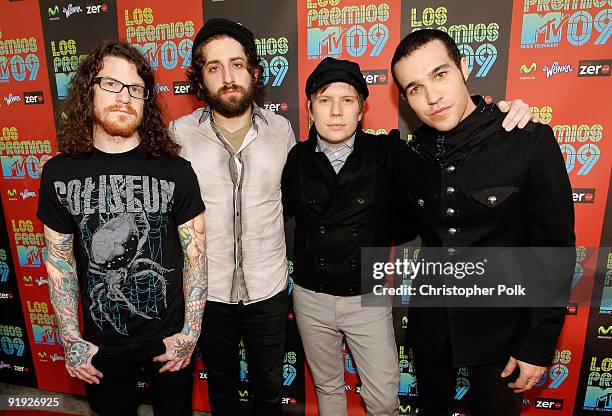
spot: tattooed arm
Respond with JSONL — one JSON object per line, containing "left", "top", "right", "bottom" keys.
{"left": 154, "top": 212, "right": 207, "bottom": 373}
{"left": 43, "top": 225, "right": 103, "bottom": 384}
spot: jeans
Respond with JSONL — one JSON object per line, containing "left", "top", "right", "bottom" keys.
{"left": 199, "top": 289, "right": 288, "bottom": 416}
{"left": 85, "top": 338, "right": 193, "bottom": 415}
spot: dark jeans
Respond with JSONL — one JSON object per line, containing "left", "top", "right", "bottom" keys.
{"left": 200, "top": 289, "right": 288, "bottom": 416}
{"left": 85, "top": 338, "right": 193, "bottom": 416}
{"left": 414, "top": 337, "right": 522, "bottom": 416}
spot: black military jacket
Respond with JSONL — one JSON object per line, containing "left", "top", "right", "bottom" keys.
{"left": 395, "top": 96, "right": 575, "bottom": 367}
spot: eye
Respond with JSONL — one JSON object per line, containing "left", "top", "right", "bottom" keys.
{"left": 232, "top": 62, "right": 244, "bottom": 69}
{"left": 208, "top": 65, "right": 220, "bottom": 72}
{"left": 435, "top": 71, "right": 447, "bottom": 80}
{"left": 409, "top": 86, "right": 421, "bottom": 96}
{"left": 343, "top": 98, "right": 355, "bottom": 104}
{"left": 318, "top": 97, "right": 330, "bottom": 104}
{"left": 104, "top": 79, "right": 117, "bottom": 87}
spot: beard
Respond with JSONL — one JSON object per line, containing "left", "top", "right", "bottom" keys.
{"left": 94, "top": 104, "right": 142, "bottom": 138}
{"left": 202, "top": 78, "right": 257, "bottom": 118}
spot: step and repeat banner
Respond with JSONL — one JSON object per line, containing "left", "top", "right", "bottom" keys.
{"left": 0, "top": 1, "right": 610, "bottom": 415}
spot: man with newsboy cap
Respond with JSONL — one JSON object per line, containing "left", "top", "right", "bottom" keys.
{"left": 282, "top": 57, "right": 539, "bottom": 416}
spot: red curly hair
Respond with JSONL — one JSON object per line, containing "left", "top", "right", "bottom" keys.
{"left": 56, "top": 40, "right": 180, "bottom": 158}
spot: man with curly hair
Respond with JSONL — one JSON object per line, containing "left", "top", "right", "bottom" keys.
{"left": 37, "top": 40, "right": 207, "bottom": 415}
{"left": 170, "top": 18, "right": 295, "bottom": 416}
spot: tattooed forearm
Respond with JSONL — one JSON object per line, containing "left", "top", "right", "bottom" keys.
{"left": 43, "top": 226, "right": 82, "bottom": 343}
{"left": 178, "top": 213, "right": 207, "bottom": 339}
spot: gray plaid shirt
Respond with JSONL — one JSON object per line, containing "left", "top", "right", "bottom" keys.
{"left": 315, "top": 134, "right": 355, "bottom": 173}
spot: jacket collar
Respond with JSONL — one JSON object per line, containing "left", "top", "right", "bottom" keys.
{"left": 410, "top": 95, "right": 504, "bottom": 166}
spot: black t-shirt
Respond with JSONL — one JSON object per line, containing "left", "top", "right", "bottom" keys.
{"left": 37, "top": 146, "right": 205, "bottom": 344}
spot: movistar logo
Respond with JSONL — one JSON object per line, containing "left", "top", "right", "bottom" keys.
{"left": 399, "top": 404, "right": 412, "bottom": 413}
{"left": 520, "top": 63, "right": 537, "bottom": 75}
{"left": 48, "top": 5, "right": 59, "bottom": 16}
{"left": 599, "top": 326, "right": 612, "bottom": 335}
{"left": 238, "top": 390, "right": 248, "bottom": 398}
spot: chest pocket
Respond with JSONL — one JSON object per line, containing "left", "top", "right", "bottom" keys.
{"left": 469, "top": 186, "right": 519, "bottom": 208}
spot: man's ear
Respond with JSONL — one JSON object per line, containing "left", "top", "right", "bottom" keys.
{"left": 307, "top": 100, "right": 313, "bottom": 121}
{"left": 252, "top": 66, "right": 261, "bottom": 82}
{"left": 460, "top": 57, "right": 470, "bottom": 82}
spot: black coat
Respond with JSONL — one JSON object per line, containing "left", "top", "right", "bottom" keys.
{"left": 394, "top": 97, "right": 576, "bottom": 367}
{"left": 282, "top": 125, "right": 409, "bottom": 296}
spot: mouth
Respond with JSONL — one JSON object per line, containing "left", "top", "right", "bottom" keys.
{"left": 430, "top": 106, "right": 451, "bottom": 117}
{"left": 327, "top": 123, "right": 346, "bottom": 130}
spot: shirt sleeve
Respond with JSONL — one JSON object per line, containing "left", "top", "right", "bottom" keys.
{"left": 511, "top": 123, "right": 575, "bottom": 367}
{"left": 173, "top": 160, "right": 206, "bottom": 226}
{"left": 36, "top": 160, "right": 75, "bottom": 234}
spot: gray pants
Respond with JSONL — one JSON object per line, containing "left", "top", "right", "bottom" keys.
{"left": 293, "top": 284, "right": 400, "bottom": 416}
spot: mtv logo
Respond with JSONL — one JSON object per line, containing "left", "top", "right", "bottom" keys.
{"left": 521, "top": 12, "right": 569, "bottom": 46}
{"left": 17, "top": 246, "right": 45, "bottom": 267}
{"left": 0, "top": 155, "right": 39, "bottom": 179}
{"left": 308, "top": 27, "right": 343, "bottom": 58}
{"left": 32, "top": 324, "right": 57, "bottom": 345}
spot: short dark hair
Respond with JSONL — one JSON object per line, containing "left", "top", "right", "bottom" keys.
{"left": 186, "top": 33, "right": 264, "bottom": 101}
{"left": 391, "top": 29, "right": 462, "bottom": 96}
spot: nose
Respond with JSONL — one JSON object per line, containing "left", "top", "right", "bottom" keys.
{"left": 330, "top": 99, "right": 342, "bottom": 116}
{"left": 116, "top": 85, "right": 132, "bottom": 103}
{"left": 425, "top": 86, "right": 442, "bottom": 106}
{"left": 222, "top": 65, "right": 234, "bottom": 84}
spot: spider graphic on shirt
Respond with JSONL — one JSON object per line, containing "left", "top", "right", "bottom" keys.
{"left": 81, "top": 211, "right": 172, "bottom": 335}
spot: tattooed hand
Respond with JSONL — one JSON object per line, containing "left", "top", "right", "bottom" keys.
{"left": 63, "top": 338, "right": 103, "bottom": 384}
{"left": 153, "top": 332, "right": 198, "bottom": 373}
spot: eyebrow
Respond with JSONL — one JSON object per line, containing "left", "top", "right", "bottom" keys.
{"left": 404, "top": 63, "right": 450, "bottom": 93}
{"left": 205, "top": 57, "right": 246, "bottom": 65}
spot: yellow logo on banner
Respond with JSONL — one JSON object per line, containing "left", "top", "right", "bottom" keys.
{"left": 238, "top": 390, "right": 248, "bottom": 398}
{"left": 38, "top": 352, "right": 47, "bottom": 359}
{"left": 520, "top": 63, "right": 537, "bottom": 74}
{"left": 599, "top": 326, "right": 612, "bottom": 335}
{"left": 399, "top": 404, "right": 412, "bottom": 413}
{"left": 48, "top": 5, "right": 59, "bottom": 16}
{"left": 6, "top": 189, "right": 16, "bottom": 198}
{"left": 23, "top": 276, "right": 33, "bottom": 283}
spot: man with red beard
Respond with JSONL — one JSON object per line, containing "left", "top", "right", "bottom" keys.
{"left": 171, "top": 19, "right": 295, "bottom": 416}
{"left": 37, "top": 41, "right": 207, "bottom": 415}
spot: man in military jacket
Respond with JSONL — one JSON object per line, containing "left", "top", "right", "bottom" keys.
{"left": 391, "top": 29, "right": 575, "bottom": 416}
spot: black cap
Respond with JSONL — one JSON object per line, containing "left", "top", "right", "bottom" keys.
{"left": 305, "top": 57, "right": 369, "bottom": 100}
{"left": 192, "top": 18, "right": 256, "bottom": 60}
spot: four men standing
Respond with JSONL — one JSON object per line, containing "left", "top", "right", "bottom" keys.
{"left": 37, "top": 16, "right": 574, "bottom": 416}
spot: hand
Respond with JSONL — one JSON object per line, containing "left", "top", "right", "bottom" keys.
{"left": 64, "top": 339, "right": 103, "bottom": 384}
{"left": 153, "top": 333, "right": 198, "bottom": 373}
{"left": 502, "top": 356, "right": 546, "bottom": 393}
{"left": 497, "top": 99, "right": 540, "bottom": 131}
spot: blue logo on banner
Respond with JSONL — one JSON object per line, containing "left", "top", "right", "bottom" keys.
{"left": 1, "top": 155, "right": 41, "bottom": 179}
